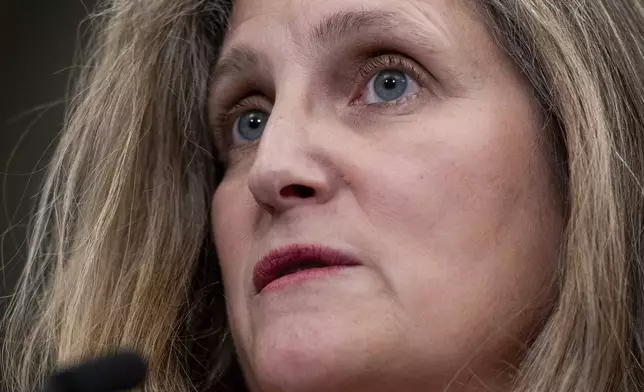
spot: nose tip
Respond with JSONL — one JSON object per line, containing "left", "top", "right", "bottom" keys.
{"left": 245, "top": 103, "right": 340, "bottom": 213}
{"left": 248, "top": 163, "right": 336, "bottom": 213}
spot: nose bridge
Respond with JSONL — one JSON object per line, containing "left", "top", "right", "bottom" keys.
{"left": 247, "top": 88, "right": 339, "bottom": 213}
{"left": 255, "top": 70, "right": 327, "bottom": 162}
{"left": 247, "top": 11, "right": 326, "bottom": 163}
{"left": 256, "top": 100, "right": 307, "bottom": 161}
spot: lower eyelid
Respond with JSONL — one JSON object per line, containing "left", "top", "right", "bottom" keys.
{"left": 371, "top": 91, "right": 424, "bottom": 108}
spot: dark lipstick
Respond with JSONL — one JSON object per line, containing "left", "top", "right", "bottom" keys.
{"left": 253, "top": 244, "right": 361, "bottom": 294}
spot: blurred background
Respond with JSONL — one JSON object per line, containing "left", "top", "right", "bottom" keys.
{"left": 0, "top": 1, "right": 97, "bottom": 314}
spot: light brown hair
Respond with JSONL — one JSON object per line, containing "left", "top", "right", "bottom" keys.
{"left": 3, "top": 1, "right": 644, "bottom": 391}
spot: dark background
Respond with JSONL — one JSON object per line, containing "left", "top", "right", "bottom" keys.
{"left": 1, "top": 1, "right": 97, "bottom": 312}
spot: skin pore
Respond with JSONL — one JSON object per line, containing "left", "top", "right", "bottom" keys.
{"left": 210, "top": 0, "right": 564, "bottom": 391}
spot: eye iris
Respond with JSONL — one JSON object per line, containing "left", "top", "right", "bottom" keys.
{"left": 374, "top": 70, "right": 408, "bottom": 101}
{"left": 237, "top": 110, "right": 267, "bottom": 141}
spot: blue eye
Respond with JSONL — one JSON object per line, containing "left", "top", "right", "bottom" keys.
{"left": 233, "top": 110, "right": 269, "bottom": 143}
{"left": 364, "top": 69, "right": 420, "bottom": 104}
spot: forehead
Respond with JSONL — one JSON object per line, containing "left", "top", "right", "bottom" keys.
{"left": 224, "top": 0, "right": 478, "bottom": 49}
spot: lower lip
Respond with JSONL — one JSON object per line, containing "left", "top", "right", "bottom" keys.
{"left": 260, "top": 266, "right": 352, "bottom": 293}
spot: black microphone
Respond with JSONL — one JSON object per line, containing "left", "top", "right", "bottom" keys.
{"left": 42, "top": 351, "right": 147, "bottom": 392}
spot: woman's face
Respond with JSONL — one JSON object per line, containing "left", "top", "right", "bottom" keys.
{"left": 211, "top": 0, "right": 564, "bottom": 391}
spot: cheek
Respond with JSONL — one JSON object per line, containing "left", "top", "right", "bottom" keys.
{"left": 353, "top": 90, "right": 561, "bottom": 354}
{"left": 211, "top": 180, "right": 254, "bottom": 299}
{"left": 359, "top": 103, "right": 544, "bottom": 250}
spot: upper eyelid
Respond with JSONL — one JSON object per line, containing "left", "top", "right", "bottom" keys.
{"left": 230, "top": 95, "right": 272, "bottom": 114}
{"left": 215, "top": 54, "right": 428, "bottom": 111}
{"left": 353, "top": 54, "right": 432, "bottom": 87}
{"left": 209, "top": 54, "right": 431, "bottom": 137}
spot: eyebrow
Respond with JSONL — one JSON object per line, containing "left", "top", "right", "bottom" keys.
{"left": 210, "top": 10, "right": 436, "bottom": 90}
{"left": 212, "top": 44, "right": 266, "bottom": 86}
{"left": 309, "top": 10, "right": 403, "bottom": 47}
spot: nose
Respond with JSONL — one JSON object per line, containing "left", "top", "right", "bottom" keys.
{"left": 247, "top": 111, "right": 340, "bottom": 214}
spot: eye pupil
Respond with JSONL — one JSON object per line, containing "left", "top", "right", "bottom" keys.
{"left": 248, "top": 115, "right": 263, "bottom": 129}
{"left": 374, "top": 70, "right": 408, "bottom": 102}
{"left": 383, "top": 77, "right": 398, "bottom": 90}
{"left": 237, "top": 110, "right": 268, "bottom": 141}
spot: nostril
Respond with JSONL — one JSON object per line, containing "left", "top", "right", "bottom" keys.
{"left": 280, "top": 184, "right": 315, "bottom": 199}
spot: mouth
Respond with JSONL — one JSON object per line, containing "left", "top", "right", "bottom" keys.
{"left": 253, "top": 244, "right": 362, "bottom": 294}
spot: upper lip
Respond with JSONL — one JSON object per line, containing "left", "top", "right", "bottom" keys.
{"left": 253, "top": 244, "right": 362, "bottom": 293}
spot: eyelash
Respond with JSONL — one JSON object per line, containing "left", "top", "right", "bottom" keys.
{"left": 211, "top": 54, "right": 431, "bottom": 146}
{"left": 210, "top": 95, "right": 267, "bottom": 153}
{"left": 353, "top": 54, "right": 430, "bottom": 104}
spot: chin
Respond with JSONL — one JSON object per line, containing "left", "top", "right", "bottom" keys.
{"left": 247, "top": 315, "right": 358, "bottom": 392}
{"left": 239, "top": 310, "right": 516, "bottom": 392}
{"left": 243, "top": 310, "right": 392, "bottom": 392}
{"left": 241, "top": 306, "right": 434, "bottom": 392}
